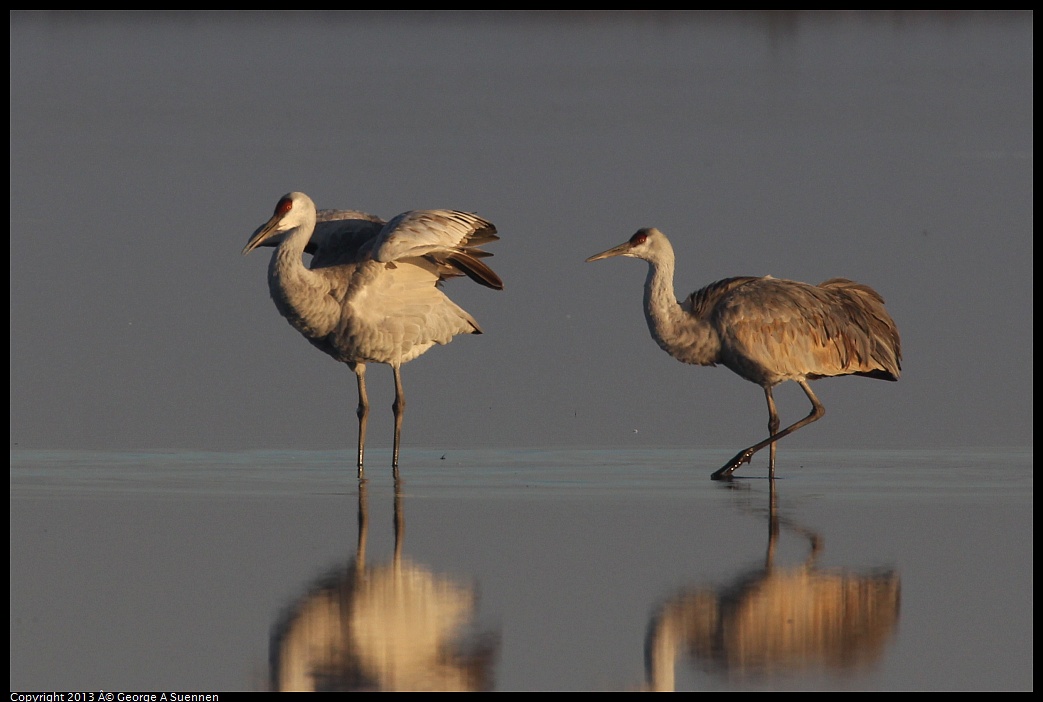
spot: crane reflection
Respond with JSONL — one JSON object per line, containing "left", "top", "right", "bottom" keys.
{"left": 269, "top": 479, "right": 499, "bottom": 691}
{"left": 644, "top": 482, "right": 900, "bottom": 690}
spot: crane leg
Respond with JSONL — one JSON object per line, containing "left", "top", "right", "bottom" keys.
{"left": 354, "top": 363, "right": 369, "bottom": 478}
{"left": 391, "top": 365, "right": 406, "bottom": 478}
{"left": 766, "top": 387, "right": 780, "bottom": 479}
{"left": 711, "top": 379, "right": 824, "bottom": 481}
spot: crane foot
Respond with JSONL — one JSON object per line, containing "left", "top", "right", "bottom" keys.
{"left": 710, "top": 448, "right": 755, "bottom": 480}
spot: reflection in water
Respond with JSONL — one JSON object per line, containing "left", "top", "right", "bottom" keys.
{"left": 644, "top": 482, "right": 900, "bottom": 691}
{"left": 269, "top": 480, "right": 499, "bottom": 691}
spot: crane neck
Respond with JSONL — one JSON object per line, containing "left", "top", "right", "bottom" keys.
{"left": 641, "top": 246, "right": 720, "bottom": 366}
{"left": 642, "top": 247, "right": 684, "bottom": 338}
{"left": 267, "top": 219, "right": 328, "bottom": 329}
{"left": 270, "top": 220, "right": 318, "bottom": 283}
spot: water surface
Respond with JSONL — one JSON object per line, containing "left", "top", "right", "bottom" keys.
{"left": 10, "top": 448, "right": 1033, "bottom": 691}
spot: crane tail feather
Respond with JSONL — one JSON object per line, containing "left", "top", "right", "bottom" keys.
{"left": 446, "top": 252, "right": 504, "bottom": 291}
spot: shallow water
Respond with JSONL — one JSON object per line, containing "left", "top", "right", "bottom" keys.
{"left": 9, "top": 448, "right": 1033, "bottom": 691}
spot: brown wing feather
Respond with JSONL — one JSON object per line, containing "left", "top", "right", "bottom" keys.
{"left": 683, "top": 277, "right": 761, "bottom": 318}
{"left": 817, "top": 278, "right": 902, "bottom": 380}
{"left": 442, "top": 251, "right": 504, "bottom": 290}
{"left": 703, "top": 277, "right": 901, "bottom": 385}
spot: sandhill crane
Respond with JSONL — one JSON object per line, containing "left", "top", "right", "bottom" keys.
{"left": 243, "top": 192, "right": 502, "bottom": 477}
{"left": 586, "top": 227, "right": 901, "bottom": 480}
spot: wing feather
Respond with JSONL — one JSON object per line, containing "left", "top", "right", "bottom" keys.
{"left": 372, "top": 210, "right": 499, "bottom": 262}
{"left": 307, "top": 209, "right": 386, "bottom": 268}
{"left": 708, "top": 277, "right": 901, "bottom": 383}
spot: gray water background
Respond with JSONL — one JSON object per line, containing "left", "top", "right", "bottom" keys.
{"left": 10, "top": 11, "right": 1033, "bottom": 453}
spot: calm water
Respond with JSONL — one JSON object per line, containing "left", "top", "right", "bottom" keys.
{"left": 10, "top": 448, "right": 1033, "bottom": 691}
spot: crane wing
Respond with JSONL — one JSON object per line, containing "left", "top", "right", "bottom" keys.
{"left": 306, "top": 209, "right": 386, "bottom": 269}
{"left": 712, "top": 277, "right": 901, "bottom": 382}
{"left": 338, "top": 260, "right": 482, "bottom": 365}
{"left": 817, "top": 278, "right": 902, "bottom": 379}
{"left": 373, "top": 210, "right": 498, "bottom": 259}
{"left": 371, "top": 210, "right": 502, "bottom": 290}
{"left": 683, "top": 277, "right": 760, "bottom": 318}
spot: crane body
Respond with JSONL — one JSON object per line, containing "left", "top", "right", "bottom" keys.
{"left": 587, "top": 227, "right": 901, "bottom": 480}
{"left": 244, "top": 192, "right": 502, "bottom": 477}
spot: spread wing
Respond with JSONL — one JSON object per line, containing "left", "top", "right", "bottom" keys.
{"left": 306, "top": 209, "right": 387, "bottom": 269}
{"left": 371, "top": 210, "right": 503, "bottom": 290}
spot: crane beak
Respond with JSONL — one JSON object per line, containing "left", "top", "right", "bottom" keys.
{"left": 585, "top": 241, "right": 631, "bottom": 263}
{"left": 242, "top": 216, "right": 280, "bottom": 255}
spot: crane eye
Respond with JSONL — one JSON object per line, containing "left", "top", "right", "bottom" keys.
{"left": 275, "top": 197, "right": 293, "bottom": 216}
{"left": 630, "top": 231, "right": 648, "bottom": 246}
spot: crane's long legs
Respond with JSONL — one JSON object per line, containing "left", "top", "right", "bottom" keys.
{"left": 354, "top": 363, "right": 369, "bottom": 478}
{"left": 711, "top": 379, "right": 825, "bottom": 481}
{"left": 766, "top": 387, "right": 780, "bottom": 477}
{"left": 391, "top": 365, "right": 406, "bottom": 479}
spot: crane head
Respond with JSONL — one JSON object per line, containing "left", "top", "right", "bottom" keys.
{"left": 243, "top": 191, "right": 316, "bottom": 255}
{"left": 585, "top": 227, "right": 666, "bottom": 264}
